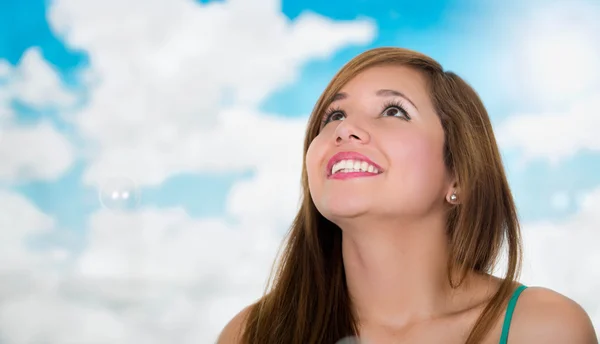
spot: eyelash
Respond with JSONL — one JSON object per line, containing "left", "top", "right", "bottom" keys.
{"left": 320, "top": 99, "right": 411, "bottom": 127}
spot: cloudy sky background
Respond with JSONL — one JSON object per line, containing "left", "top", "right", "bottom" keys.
{"left": 0, "top": 0, "right": 599, "bottom": 342}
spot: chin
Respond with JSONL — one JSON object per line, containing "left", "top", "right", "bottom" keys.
{"left": 317, "top": 197, "right": 372, "bottom": 222}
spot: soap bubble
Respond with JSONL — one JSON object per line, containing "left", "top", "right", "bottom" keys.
{"left": 98, "top": 177, "right": 141, "bottom": 211}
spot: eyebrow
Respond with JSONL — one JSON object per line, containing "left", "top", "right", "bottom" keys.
{"left": 331, "top": 89, "right": 418, "bottom": 110}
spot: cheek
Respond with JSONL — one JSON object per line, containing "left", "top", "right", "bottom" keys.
{"left": 305, "top": 136, "right": 325, "bottom": 186}
{"left": 389, "top": 131, "right": 447, "bottom": 189}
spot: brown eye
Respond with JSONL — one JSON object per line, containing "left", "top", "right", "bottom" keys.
{"left": 382, "top": 107, "right": 401, "bottom": 117}
{"left": 381, "top": 105, "right": 410, "bottom": 120}
{"left": 330, "top": 112, "right": 345, "bottom": 121}
{"left": 322, "top": 111, "right": 346, "bottom": 127}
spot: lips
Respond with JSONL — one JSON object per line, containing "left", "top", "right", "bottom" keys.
{"left": 326, "top": 151, "right": 383, "bottom": 176}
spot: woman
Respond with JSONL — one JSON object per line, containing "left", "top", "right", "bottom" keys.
{"left": 218, "top": 47, "right": 597, "bottom": 344}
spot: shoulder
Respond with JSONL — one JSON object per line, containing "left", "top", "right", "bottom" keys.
{"left": 216, "top": 306, "right": 253, "bottom": 344}
{"left": 509, "top": 286, "right": 598, "bottom": 343}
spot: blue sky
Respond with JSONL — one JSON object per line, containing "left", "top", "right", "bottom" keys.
{"left": 2, "top": 0, "right": 598, "bottom": 235}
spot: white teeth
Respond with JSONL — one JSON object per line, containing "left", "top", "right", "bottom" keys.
{"left": 331, "top": 159, "right": 380, "bottom": 175}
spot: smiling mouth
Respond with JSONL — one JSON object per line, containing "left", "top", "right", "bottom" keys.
{"left": 327, "top": 159, "right": 383, "bottom": 179}
{"left": 325, "top": 151, "right": 384, "bottom": 178}
{"left": 330, "top": 159, "right": 380, "bottom": 174}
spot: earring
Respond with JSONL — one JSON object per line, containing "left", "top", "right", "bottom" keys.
{"left": 449, "top": 193, "right": 457, "bottom": 202}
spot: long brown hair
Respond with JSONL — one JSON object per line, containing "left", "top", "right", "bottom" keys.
{"left": 240, "top": 47, "right": 522, "bottom": 344}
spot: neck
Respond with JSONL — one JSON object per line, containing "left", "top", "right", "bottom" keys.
{"left": 340, "top": 214, "right": 464, "bottom": 328}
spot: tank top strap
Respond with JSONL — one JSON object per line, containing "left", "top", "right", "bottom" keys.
{"left": 498, "top": 284, "right": 528, "bottom": 344}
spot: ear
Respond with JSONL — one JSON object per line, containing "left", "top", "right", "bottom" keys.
{"left": 445, "top": 179, "right": 460, "bottom": 205}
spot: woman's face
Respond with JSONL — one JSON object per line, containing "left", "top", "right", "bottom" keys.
{"left": 306, "top": 65, "right": 453, "bottom": 225}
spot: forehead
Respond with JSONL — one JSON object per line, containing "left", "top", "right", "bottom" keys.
{"left": 337, "top": 65, "right": 429, "bottom": 102}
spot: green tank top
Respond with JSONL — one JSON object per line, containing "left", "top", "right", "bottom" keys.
{"left": 498, "top": 285, "right": 527, "bottom": 344}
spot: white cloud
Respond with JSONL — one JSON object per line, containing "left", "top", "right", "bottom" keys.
{"left": 0, "top": 295, "right": 127, "bottom": 344}
{"left": 0, "top": 174, "right": 294, "bottom": 343}
{"left": 496, "top": 89, "right": 600, "bottom": 164}
{"left": 0, "top": 121, "right": 75, "bottom": 183}
{"left": 71, "top": 207, "right": 282, "bottom": 343}
{"left": 0, "top": 48, "right": 77, "bottom": 114}
{"left": 46, "top": 0, "right": 376, "bottom": 187}
{"left": 520, "top": 187, "right": 600, "bottom": 332}
{"left": 0, "top": 87, "right": 10, "bottom": 129}
{"left": 227, "top": 157, "right": 303, "bottom": 230}
{"left": 0, "top": 48, "right": 78, "bottom": 183}
{"left": 490, "top": 0, "right": 600, "bottom": 163}
{"left": 0, "top": 195, "right": 286, "bottom": 344}
{"left": 497, "top": 0, "right": 600, "bottom": 105}
{"left": 87, "top": 107, "right": 307, "bottom": 187}
{"left": 0, "top": 190, "right": 55, "bottom": 271}
{"left": 0, "top": 59, "right": 10, "bottom": 78}
{"left": 10, "top": 48, "right": 78, "bottom": 108}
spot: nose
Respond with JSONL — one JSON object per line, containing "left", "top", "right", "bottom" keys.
{"left": 334, "top": 119, "right": 370, "bottom": 145}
